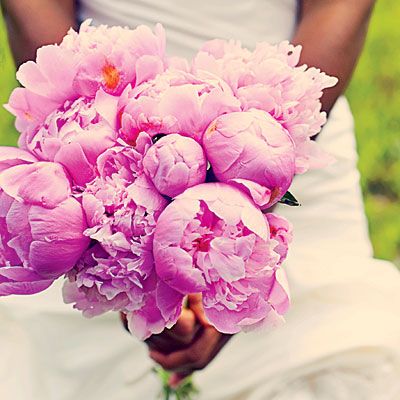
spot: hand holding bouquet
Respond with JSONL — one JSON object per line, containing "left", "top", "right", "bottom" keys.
{"left": 0, "top": 20, "right": 336, "bottom": 398}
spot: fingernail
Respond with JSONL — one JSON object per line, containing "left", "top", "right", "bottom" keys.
{"left": 168, "top": 373, "right": 183, "bottom": 389}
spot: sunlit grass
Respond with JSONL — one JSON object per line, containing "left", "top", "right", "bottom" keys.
{"left": 346, "top": 0, "right": 400, "bottom": 265}
{"left": 0, "top": 15, "right": 18, "bottom": 146}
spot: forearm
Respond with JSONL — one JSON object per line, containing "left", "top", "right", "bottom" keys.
{"left": 1, "top": 0, "right": 76, "bottom": 67}
{"left": 293, "top": 0, "right": 376, "bottom": 113}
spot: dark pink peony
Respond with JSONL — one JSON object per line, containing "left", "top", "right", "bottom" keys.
{"left": 0, "top": 149, "right": 89, "bottom": 295}
{"left": 154, "top": 183, "right": 290, "bottom": 334}
{"left": 203, "top": 109, "right": 296, "bottom": 207}
{"left": 63, "top": 245, "right": 183, "bottom": 340}
{"left": 63, "top": 144, "right": 184, "bottom": 338}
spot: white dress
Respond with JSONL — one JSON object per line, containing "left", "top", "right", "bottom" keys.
{"left": 1, "top": 1, "right": 400, "bottom": 399}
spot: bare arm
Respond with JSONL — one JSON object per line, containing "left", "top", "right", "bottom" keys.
{"left": 1, "top": 0, "right": 76, "bottom": 67}
{"left": 293, "top": 0, "right": 376, "bottom": 113}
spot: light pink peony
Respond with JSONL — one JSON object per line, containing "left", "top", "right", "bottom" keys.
{"left": 118, "top": 69, "right": 241, "bottom": 144}
{"left": 0, "top": 150, "right": 89, "bottom": 294}
{"left": 6, "top": 20, "right": 167, "bottom": 133}
{"left": 153, "top": 183, "right": 290, "bottom": 334}
{"left": 143, "top": 134, "right": 207, "bottom": 197}
{"left": 5, "top": 45, "right": 81, "bottom": 132}
{"left": 192, "top": 39, "right": 337, "bottom": 173}
{"left": 18, "top": 92, "right": 118, "bottom": 186}
{"left": 61, "top": 20, "right": 167, "bottom": 97}
{"left": 203, "top": 109, "right": 296, "bottom": 207}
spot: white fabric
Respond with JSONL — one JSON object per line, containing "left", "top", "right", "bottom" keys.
{"left": 1, "top": 1, "right": 400, "bottom": 399}
{"left": 78, "top": 0, "right": 298, "bottom": 59}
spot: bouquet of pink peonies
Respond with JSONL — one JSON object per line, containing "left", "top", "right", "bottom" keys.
{"left": 0, "top": 20, "right": 336, "bottom": 343}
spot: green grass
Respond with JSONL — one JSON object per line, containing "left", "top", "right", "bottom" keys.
{"left": 0, "top": 15, "right": 18, "bottom": 146}
{"left": 346, "top": 0, "right": 400, "bottom": 266}
{"left": 0, "top": 4, "right": 399, "bottom": 265}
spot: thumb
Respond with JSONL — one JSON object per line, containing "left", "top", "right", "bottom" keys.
{"left": 187, "top": 293, "right": 211, "bottom": 326}
{"left": 169, "top": 308, "right": 196, "bottom": 337}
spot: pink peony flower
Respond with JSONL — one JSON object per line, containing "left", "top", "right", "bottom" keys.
{"left": 143, "top": 134, "right": 207, "bottom": 198}
{"left": 118, "top": 69, "right": 241, "bottom": 144}
{"left": 265, "top": 212, "right": 293, "bottom": 264}
{"left": 0, "top": 266, "right": 54, "bottom": 296}
{"left": 18, "top": 92, "right": 118, "bottom": 186}
{"left": 6, "top": 45, "right": 81, "bottom": 131}
{"left": 63, "top": 252, "right": 183, "bottom": 339}
{"left": 6, "top": 20, "right": 167, "bottom": 133}
{"left": 203, "top": 109, "right": 296, "bottom": 207}
{"left": 125, "top": 277, "right": 184, "bottom": 339}
{"left": 64, "top": 144, "right": 181, "bottom": 338}
{"left": 0, "top": 151, "right": 89, "bottom": 294}
{"left": 82, "top": 145, "right": 167, "bottom": 255}
{"left": 153, "top": 183, "right": 290, "bottom": 334}
{"left": 192, "top": 39, "right": 337, "bottom": 173}
{"left": 61, "top": 20, "right": 167, "bottom": 97}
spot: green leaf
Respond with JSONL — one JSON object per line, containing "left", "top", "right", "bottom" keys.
{"left": 152, "top": 133, "right": 167, "bottom": 144}
{"left": 278, "top": 191, "right": 301, "bottom": 207}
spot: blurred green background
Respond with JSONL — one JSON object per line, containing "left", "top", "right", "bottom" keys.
{"left": 0, "top": 2, "right": 399, "bottom": 266}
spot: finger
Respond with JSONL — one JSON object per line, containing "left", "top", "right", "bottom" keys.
{"left": 149, "top": 325, "right": 220, "bottom": 372}
{"left": 145, "top": 309, "right": 198, "bottom": 353}
{"left": 187, "top": 293, "right": 212, "bottom": 327}
{"left": 120, "top": 312, "right": 129, "bottom": 332}
{"left": 168, "top": 308, "right": 196, "bottom": 338}
{"left": 208, "top": 332, "right": 232, "bottom": 363}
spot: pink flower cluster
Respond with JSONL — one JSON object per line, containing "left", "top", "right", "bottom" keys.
{"left": 1, "top": 21, "right": 335, "bottom": 338}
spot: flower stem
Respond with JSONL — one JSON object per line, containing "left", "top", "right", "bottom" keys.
{"left": 154, "top": 368, "right": 199, "bottom": 400}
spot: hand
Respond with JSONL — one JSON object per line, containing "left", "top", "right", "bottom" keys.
{"left": 147, "top": 294, "right": 233, "bottom": 388}
{"left": 120, "top": 307, "right": 199, "bottom": 353}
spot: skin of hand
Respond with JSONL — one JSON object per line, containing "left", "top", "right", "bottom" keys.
{"left": 121, "top": 294, "right": 232, "bottom": 387}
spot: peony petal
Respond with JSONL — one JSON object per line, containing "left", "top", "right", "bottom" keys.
{"left": 0, "top": 162, "right": 71, "bottom": 208}
{"left": 0, "top": 266, "right": 54, "bottom": 296}
{"left": 268, "top": 267, "right": 290, "bottom": 314}
{"left": 0, "top": 147, "right": 37, "bottom": 173}
{"left": 156, "top": 279, "right": 184, "bottom": 323}
{"left": 228, "top": 178, "right": 272, "bottom": 209}
{"left": 28, "top": 197, "right": 90, "bottom": 277}
{"left": 54, "top": 142, "right": 96, "bottom": 186}
{"left": 155, "top": 246, "right": 207, "bottom": 294}
{"left": 135, "top": 55, "right": 164, "bottom": 86}
{"left": 94, "top": 88, "right": 119, "bottom": 131}
{"left": 209, "top": 238, "right": 245, "bottom": 282}
{"left": 126, "top": 293, "right": 169, "bottom": 340}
